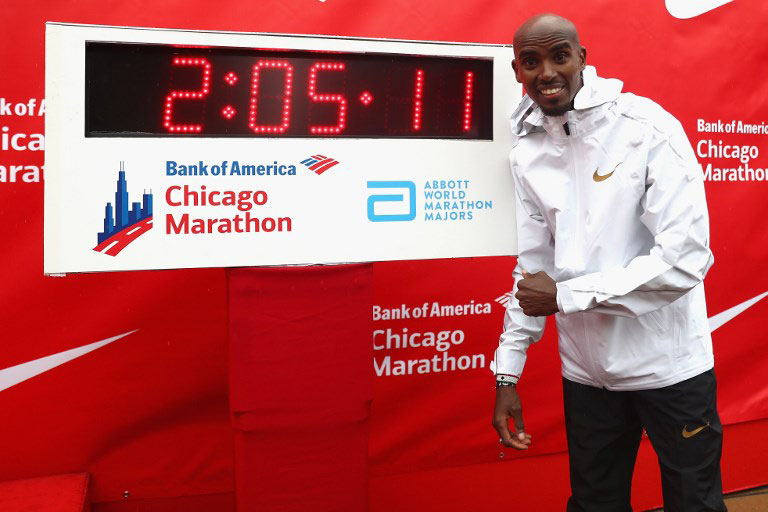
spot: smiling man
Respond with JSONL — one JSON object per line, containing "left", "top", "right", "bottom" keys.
{"left": 492, "top": 14, "right": 727, "bottom": 512}
{"left": 513, "top": 15, "right": 585, "bottom": 116}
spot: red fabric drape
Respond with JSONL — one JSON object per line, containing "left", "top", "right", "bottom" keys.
{"left": 228, "top": 264, "right": 373, "bottom": 511}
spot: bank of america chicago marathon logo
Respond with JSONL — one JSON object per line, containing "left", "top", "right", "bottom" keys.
{"left": 93, "top": 163, "right": 153, "bottom": 256}
{"left": 300, "top": 154, "right": 340, "bottom": 175}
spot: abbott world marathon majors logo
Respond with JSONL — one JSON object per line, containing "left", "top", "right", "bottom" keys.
{"left": 93, "top": 163, "right": 153, "bottom": 256}
{"left": 366, "top": 179, "right": 492, "bottom": 222}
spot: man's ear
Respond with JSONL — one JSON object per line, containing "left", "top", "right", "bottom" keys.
{"left": 579, "top": 46, "right": 587, "bottom": 70}
{"left": 512, "top": 59, "right": 522, "bottom": 84}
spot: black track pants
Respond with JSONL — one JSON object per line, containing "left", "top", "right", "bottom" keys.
{"left": 563, "top": 370, "right": 727, "bottom": 512}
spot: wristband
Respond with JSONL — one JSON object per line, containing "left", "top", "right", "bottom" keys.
{"left": 495, "top": 374, "right": 519, "bottom": 386}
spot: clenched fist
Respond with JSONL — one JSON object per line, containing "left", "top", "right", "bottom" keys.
{"left": 515, "top": 271, "right": 559, "bottom": 317}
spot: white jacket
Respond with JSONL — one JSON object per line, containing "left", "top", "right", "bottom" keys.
{"left": 495, "top": 67, "right": 715, "bottom": 391}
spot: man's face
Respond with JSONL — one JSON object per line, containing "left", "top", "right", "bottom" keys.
{"left": 512, "top": 28, "right": 586, "bottom": 116}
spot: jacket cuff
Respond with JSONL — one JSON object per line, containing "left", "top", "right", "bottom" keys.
{"left": 556, "top": 282, "right": 580, "bottom": 314}
{"left": 494, "top": 346, "right": 527, "bottom": 381}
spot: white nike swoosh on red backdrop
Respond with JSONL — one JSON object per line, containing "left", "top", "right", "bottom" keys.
{"left": 666, "top": 0, "right": 734, "bottom": 19}
{"left": 709, "top": 291, "right": 768, "bottom": 332}
{"left": 0, "top": 330, "right": 137, "bottom": 393}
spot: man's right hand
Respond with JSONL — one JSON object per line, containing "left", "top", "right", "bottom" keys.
{"left": 492, "top": 385, "right": 532, "bottom": 450}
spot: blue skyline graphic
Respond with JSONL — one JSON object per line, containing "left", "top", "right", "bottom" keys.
{"left": 98, "top": 162, "right": 153, "bottom": 244}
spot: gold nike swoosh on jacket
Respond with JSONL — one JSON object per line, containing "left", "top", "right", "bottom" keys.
{"left": 593, "top": 163, "right": 621, "bottom": 182}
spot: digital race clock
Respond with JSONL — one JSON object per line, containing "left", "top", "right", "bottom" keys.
{"left": 86, "top": 43, "right": 493, "bottom": 139}
{"left": 45, "top": 23, "right": 520, "bottom": 274}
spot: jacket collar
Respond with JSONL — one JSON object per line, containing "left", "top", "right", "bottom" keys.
{"left": 509, "top": 66, "right": 624, "bottom": 137}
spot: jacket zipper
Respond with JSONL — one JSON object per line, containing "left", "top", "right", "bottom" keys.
{"left": 565, "top": 121, "right": 603, "bottom": 388}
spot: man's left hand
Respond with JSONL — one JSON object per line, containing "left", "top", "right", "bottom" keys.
{"left": 516, "top": 271, "right": 559, "bottom": 317}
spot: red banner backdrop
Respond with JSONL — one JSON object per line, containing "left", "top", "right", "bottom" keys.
{"left": 1, "top": 0, "right": 766, "bottom": 510}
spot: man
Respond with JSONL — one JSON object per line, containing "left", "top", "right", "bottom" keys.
{"left": 492, "top": 14, "right": 726, "bottom": 512}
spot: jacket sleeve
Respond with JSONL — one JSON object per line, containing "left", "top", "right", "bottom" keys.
{"left": 556, "top": 118, "right": 714, "bottom": 317}
{"left": 494, "top": 163, "right": 554, "bottom": 382}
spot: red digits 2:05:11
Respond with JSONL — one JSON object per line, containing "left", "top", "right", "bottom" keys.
{"left": 162, "top": 57, "right": 474, "bottom": 135}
